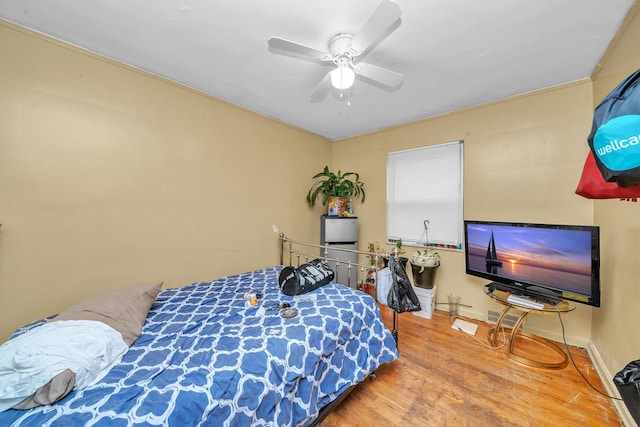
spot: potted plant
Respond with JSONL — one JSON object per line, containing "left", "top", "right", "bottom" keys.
{"left": 410, "top": 248, "right": 440, "bottom": 289}
{"left": 306, "top": 166, "right": 366, "bottom": 216}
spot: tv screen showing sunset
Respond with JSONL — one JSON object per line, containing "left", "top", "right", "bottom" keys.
{"left": 466, "top": 223, "right": 593, "bottom": 297}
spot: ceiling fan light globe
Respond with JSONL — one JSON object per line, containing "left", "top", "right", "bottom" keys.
{"left": 330, "top": 64, "right": 355, "bottom": 90}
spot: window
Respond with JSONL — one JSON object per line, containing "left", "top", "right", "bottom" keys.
{"left": 387, "top": 140, "right": 464, "bottom": 250}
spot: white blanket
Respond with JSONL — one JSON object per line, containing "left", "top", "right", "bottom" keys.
{"left": 0, "top": 320, "right": 128, "bottom": 412}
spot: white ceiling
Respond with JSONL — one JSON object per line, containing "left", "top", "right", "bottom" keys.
{"left": 0, "top": 0, "right": 635, "bottom": 141}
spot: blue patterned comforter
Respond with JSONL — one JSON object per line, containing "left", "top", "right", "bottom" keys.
{"left": 1, "top": 266, "right": 398, "bottom": 426}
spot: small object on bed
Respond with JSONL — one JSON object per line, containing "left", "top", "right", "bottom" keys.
{"left": 267, "top": 302, "right": 291, "bottom": 311}
{"left": 280, "top": 307, "right": 299, "bottom": 318}
{"left": 244, "top": 292, "right": 259, "bottom": 306}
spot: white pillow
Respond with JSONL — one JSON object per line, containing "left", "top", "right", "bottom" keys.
{"left": 0, "top": 320, "right": 128, "bottom": 412}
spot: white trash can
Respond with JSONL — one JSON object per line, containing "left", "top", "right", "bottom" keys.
{"left": 412, "top": 285, "right": 436, "bottom": 319}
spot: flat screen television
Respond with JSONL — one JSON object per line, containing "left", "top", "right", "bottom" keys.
{"left": 464, "top": 220, "right": 601, "bottom": 307}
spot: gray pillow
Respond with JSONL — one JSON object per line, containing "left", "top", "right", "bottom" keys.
{"left": 52, "top": 281, "right": 163, "bottom": 346}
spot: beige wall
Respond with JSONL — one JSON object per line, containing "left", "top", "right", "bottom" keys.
{"left": 335, "top": 82, "right": 597, "bottom": 346}
{"left": 590, "top": 6, "right": 640, "bottom": 377}
{"left": 0, "top": 21, "right": 332, "bottom": 341}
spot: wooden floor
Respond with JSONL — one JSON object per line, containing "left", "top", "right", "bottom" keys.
{"left": 320, "top": 306, "right": 622, "bottom": 427}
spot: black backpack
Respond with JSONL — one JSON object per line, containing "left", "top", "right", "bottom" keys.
{"left": 588, "top": 68, "right": 640, "bottom": 187}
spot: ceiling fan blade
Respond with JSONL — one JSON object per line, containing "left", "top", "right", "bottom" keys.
{"left": 354, "top": 62, "right": 403, "bottom": 88}
{"left": 268, "top": 37, "right": 331, "bottom": 62}
{"left": 310, "top": 71, "right": 332, "bottom": 102}
{"left": 350, "top": 0, "right": 402, "bottom": 55}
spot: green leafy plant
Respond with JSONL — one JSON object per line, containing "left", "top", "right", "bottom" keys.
{"left": 411, "top": 249, "right": 441, "bottom": 272}
{"left": 306, "top": 166, "right": 366, "bottom": 207}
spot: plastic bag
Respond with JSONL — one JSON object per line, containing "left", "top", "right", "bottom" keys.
{"left": 387, "top": 255, "right": 421, "bottom": 313}
{"left": 613, "top": 359, "right": 640, "bottom": 424}
{"left": 376, "top": 267, "right": 392, "bottom": 306}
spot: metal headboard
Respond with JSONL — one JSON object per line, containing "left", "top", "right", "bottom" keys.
{"left": 278, "top": 233, "right": 396, "bottom": 285}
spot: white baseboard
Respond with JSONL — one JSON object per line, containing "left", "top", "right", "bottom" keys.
{"left": 587, "top": 342, "right": 637, "bottom": 427}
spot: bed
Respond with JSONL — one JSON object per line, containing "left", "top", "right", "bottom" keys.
{"left": 0, "top": 237, "right": 398, "bottom": 426}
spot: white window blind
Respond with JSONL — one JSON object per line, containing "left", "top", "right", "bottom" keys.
{"left": 387, "top": 140, "right": 463, "bottom": 250}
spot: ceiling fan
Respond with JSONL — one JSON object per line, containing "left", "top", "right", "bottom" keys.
{"left": 268, "top": 0, "right": 403, "bottom": 102}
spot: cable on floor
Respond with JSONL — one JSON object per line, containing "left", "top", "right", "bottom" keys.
{"left": 555, "top": 309, "right": 622, "bottom": 401}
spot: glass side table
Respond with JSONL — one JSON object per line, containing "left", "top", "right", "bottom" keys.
{"left": 484, "top": 285, "right": 576, "bottom": 369}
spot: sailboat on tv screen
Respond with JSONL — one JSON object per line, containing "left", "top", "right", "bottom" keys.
{"left": 485, "top": 231, "right": 503, "bottom": 267}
